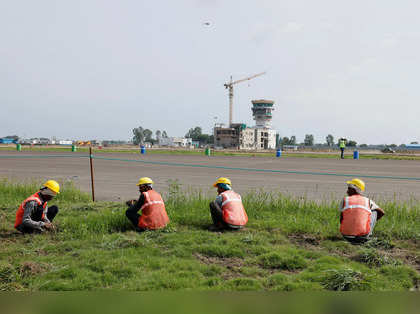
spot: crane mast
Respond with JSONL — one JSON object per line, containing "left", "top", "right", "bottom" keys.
{"left": 224, "top": 72, "right": 266, "bottom": 127}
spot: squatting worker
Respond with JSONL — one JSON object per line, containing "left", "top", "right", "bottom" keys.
{"left": 339, "top": 178, "right": 385, "bottom": 244}
{"left": 209, "top": 177, "right": 248, "bottom": 230}
{"left": 14, "top": 180, "right": 60, "bottom": 233}
{"left": 125, "top": 177, "right": 169, "bottom": 232}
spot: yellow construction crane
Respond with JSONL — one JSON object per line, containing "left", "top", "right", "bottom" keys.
{"left": 224, "top": 72, "right": 266, "bottom": 126}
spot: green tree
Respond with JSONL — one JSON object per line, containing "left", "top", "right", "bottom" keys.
{"left": 290, "top": 136, "right": 297, "bottom": 145}
{"left": 155, "top": 130, "right": 161, "bottom": 140}
{"left": 132, "top": 127, "right": 144, "bottom": 145}
{"left": 280, "top": 137, "right": 290, "bottom": 145}
{"left": 143, "top": 129, "right": 153, "bottom": 142}
{"left": 162, "top": 131, "right": 168, "bottom": 138}
{"left": 347, "top": 140, "right": 357, "bottom": 147}
{"left": 326, "top": 134, "right": 334, "bottom": 146}
{"left": 4, "top": 135, "right": 19, "bottom": 141}
{"left": 185, "top": 127, "right": 202, "bottom": 139}
{"left": 304, "top": 134, "right": 314, "bottom": 146}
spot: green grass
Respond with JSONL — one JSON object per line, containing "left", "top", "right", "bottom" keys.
{"left": 0, "top": 180, "right": 419, "bottom": 291}
{"left": 2, "top": 145, "right": 420, "bottom": 160}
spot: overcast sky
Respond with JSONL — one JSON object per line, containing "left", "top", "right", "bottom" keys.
{"left": 1, "top": 0, "right": 419, "bottom": 144}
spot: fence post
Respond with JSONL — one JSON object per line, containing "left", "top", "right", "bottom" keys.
{"left": 89, "top": 146, "right": 95, "bottom": 202}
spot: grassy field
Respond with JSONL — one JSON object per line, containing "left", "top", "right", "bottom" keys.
{"left": 2, "top": 145, "right": 420, "bottom": 160}
{"left": 0, "top": 179, "right": 419, "bottom": 291}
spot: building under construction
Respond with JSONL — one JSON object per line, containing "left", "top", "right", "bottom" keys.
{"left": 214, "top": 99, "right": 277, "bottom": 150}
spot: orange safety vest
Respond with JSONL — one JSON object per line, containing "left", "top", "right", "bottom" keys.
{"left": 340, "top": 195, "right": 372, "bottom": 236}
{"left": 138, "top": 190, "right": 169, "bottom": 230}
{"left": 221, "top": 190, "right": 248, "bottom": 226}
{"left": 14, "top": 192, "right": 47, "bottom": 229}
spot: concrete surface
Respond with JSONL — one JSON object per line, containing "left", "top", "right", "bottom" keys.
{"left": 1, "top": 151, "right": 419, "bottom": 202}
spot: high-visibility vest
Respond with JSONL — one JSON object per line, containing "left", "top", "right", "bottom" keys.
{"left": 14, "top": 192, "right": 47, "bottom": 228}
{"left": 339, "top": 140, "right": 346, "bottom": 148}
{"left": 138, "top": 190, "right": 169, "bottom": 230}
{"left": 221, "top": 190, "right": 248, "bottom": 226}
{"left": 340, "top": 195, "right": 372, "bottom": 236}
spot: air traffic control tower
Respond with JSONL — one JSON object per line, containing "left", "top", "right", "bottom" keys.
{"left": 251, "top": 99, "right": 275, "bottom": 128}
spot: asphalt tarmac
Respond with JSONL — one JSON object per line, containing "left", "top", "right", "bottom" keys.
{"left": 1, "top": 151, "right": 419, "bottom": 201}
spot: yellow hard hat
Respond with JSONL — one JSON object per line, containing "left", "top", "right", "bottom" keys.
{"left": 346, "top": 178, "right": 365, "bottom": 192}
{"left": 213, "top": 177, "right": 232, "bottom": 187}
{"left": 136, "top": 177, "right": 154, "bottom": 186}
{"left": 43, "top": 180, "right": 60, "bottom": 194}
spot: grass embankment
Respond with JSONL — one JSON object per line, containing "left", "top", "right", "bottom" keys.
{"left": 0, "top": 180, "right": 419, "bottom": 291}
{"left": 1, "top": 145, "right": 420, "bottom": 161}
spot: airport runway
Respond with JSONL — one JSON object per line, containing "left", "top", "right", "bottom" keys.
{"left": 1, "top": 151, "right": 419, "bottom": 201}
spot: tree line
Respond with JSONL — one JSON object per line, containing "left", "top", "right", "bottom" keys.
{"left": 132, "top": 126, "right": 213, "bottom": 146}
{"left": 279, "top": 134, "right": 358, "bottom": 147}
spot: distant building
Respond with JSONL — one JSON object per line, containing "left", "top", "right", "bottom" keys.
{"left": 0, "top": 138, "right": 17, "bottom": 144}
{"left": 158, "top": 137, "right": 192, "bottom": 147}
{"left": 406, "top": 144, "right": 420, "bottom": 150}
{"left": 214, "top": 99, "right": 277, "bottom": 150}
{"left": 58, "top": 140, "right": 73, "bottom": 145}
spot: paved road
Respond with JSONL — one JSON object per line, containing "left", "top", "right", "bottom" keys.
{"left": 1, "top": 151, "right": 419, "bottom": 201}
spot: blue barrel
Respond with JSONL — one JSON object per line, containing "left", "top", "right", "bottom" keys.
{"left": 276, "top": 149, "right": 281, "bottom": 157}
{"left": 140, "top": 145, "right": 146, "bottom": 154}
{"left": 353, "top": 150, "right": 359, "bottom": 159}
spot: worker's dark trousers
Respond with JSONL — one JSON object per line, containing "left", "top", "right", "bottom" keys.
{"left": 125, "top": 208, "right": 145, "bottom": 232}
{"left": 343, "top": 210, "right": 378, "bottom": 244}
{"left": 209, "top": 202, "right": 242, "bottom": 230}
{"left": 17, "top": 205, "right": 59, "bottom": 234}
{"left": 340, "top": 148, "right": 345, "bottom": 159}
{"left": 209, "top": 202, "right": 224, "bottom": 226}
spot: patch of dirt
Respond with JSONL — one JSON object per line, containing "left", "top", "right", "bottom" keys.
{"left": 288, "top": 234, "right": 321, "bottom": 248}
{"left": 0, "top": 231, "right": 22, "bottom": 240}
{"left": 34, "top": 248, "right": 48, "bottom": 256}
{"left": 390, "top": 249, "right": 420, "bottom": 271}
{"left": 194, "top": 253, "right": 245, "bottom": 280}
{"left": 20, "top": 262, "right": 48, "bottom": 278}
{"left": 194, "top": 253, "right": 244, "bottom": 267}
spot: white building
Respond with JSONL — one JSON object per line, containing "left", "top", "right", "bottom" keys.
{"left": 214, "top": 99, "right": 277, "bottom": 150}
{"left": 158, "top": 137, "right": 192, "bottom": 147}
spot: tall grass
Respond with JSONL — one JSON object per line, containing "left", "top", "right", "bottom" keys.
{"left": 0, "top": 180, "right": 419, "bottom": 291}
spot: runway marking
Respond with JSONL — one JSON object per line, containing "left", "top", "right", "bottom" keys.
{"left": 2, "top": 154, "right": 420, "bottom": 182}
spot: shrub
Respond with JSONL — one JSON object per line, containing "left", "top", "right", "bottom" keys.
{"left": 354, "top": 249, "right": 401, "bottom": 267}
{"left": 322, "top": 268, "right": 369, "bottom": 291}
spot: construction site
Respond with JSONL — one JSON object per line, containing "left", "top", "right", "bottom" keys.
{"left": 214, "top": 72, "right": 278, "bottom": 150}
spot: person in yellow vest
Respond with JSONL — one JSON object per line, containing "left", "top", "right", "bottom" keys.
{"left": 339, "top": 138, "right": 346, "bottom": 159}
{"left": 14, "top": 180, "right": 60, "bottom": 233}
{"left": 209, "top": 177, "right": 248, "bottom": 231}
{"left": 339, "top": 178, "right": 385, "bottom": 244}
{"left": 125, "top": 177, "right": 170, "bottom": 232}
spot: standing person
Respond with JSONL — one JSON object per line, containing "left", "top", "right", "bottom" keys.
{"left": 339, "top": 178, "right": 385, "bottom": 244}
{"left": 14, "top": 180, "right": 60, "bottom": 233}
{"left": 209, "top": 177, "right": 248, "bottom": 231}
{"left": 125, "top": 177, "right": 169, "bottom": 232}
{"left": 339, "top": 138, "right": 346, "bottom": 159}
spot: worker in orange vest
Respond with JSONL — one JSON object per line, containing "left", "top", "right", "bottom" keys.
{"left": 125, "top": 177, "right": 170, "bottom": 232}
{"left": 14, "top": 180, "right": 60, "bottom": 233}
{"left": 209, "top": 177, "right": 248, "bottom": 231}
{"left": 339, "top": 178, "right": 385, "bottom": 244}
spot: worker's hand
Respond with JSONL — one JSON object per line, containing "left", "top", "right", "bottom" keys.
{"left": 43, "top": 222, "right": 55, "bottom": 231}
{"left": 126, "top": 199, "right": 137, "bottom": 207}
